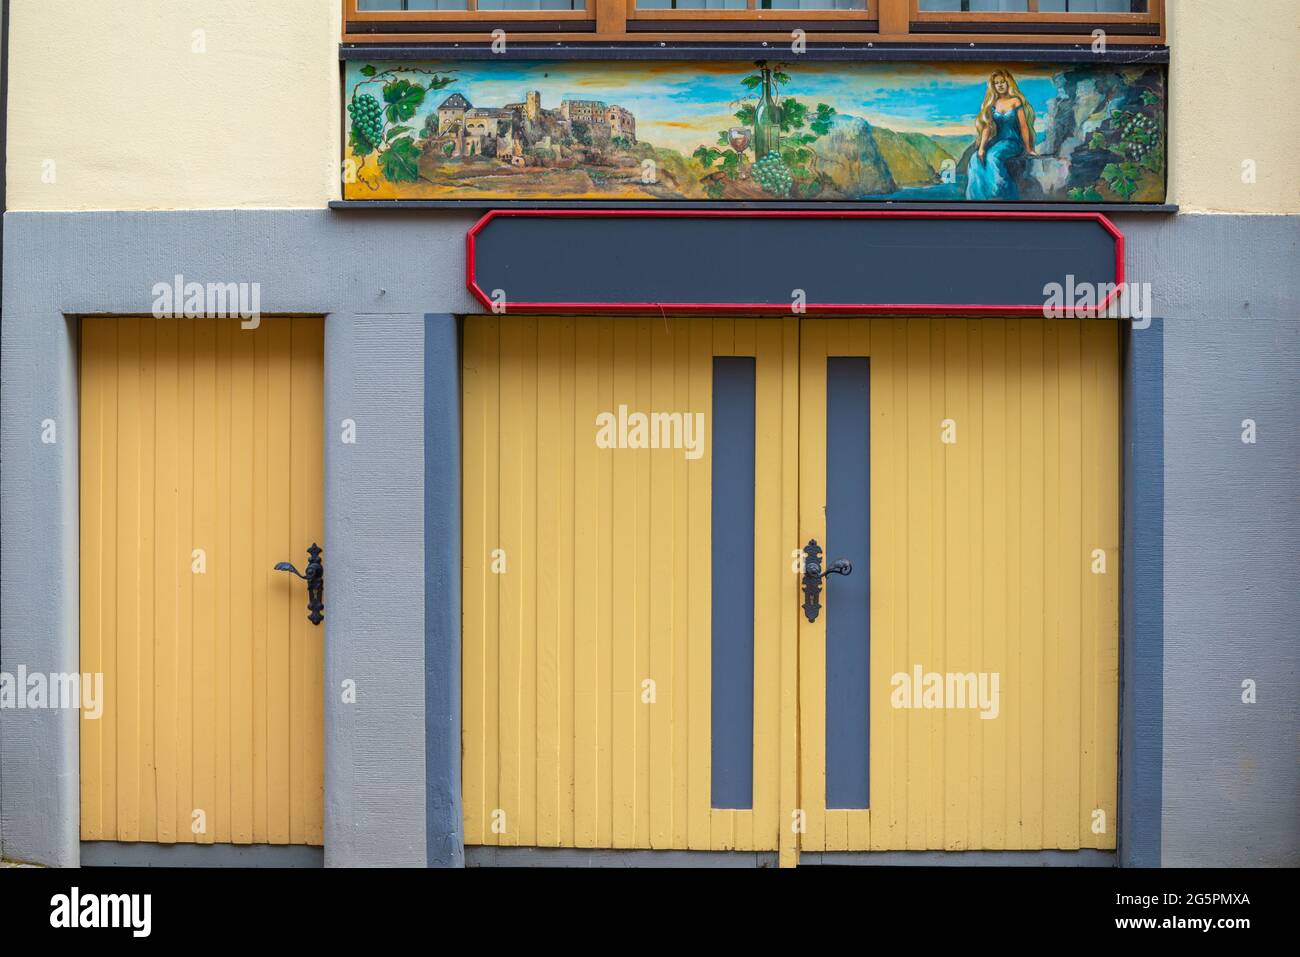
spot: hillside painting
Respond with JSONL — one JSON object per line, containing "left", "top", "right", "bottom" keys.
{"left": 342, "top": 59, "right": 1166, "bottom": 204}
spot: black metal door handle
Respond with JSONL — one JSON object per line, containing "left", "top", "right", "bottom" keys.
{"left": 801, "top": 538, "right": 852, "bottom": 624}
{"left": 275, "top": 543, "right": 324, "bottom": 626}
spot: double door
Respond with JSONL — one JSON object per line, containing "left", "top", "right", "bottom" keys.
{"left": 462, "top": 316, "right": 1119, "bottom": 866}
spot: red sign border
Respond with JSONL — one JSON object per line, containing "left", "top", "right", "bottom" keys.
{"left": 466, "top": 208, "right": 1125, "bottom": 316}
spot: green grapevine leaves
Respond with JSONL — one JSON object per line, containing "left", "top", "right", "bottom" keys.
{"left": 379, "top": 137, "right": 423, "bottom": 183}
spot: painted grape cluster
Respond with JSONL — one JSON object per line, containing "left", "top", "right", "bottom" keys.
{"left": 348, "top": 94, "right": 384, "bottom": 156}
{"left": 1117, "top": 110, "right": 1159, "bottom": 164}
{"left": 753, "top": 152, "right": 793, "bottom": 198}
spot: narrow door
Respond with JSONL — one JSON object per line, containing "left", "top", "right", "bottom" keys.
{"left": 79, "top": 316, "right": 325, "bottom": 846}
{"left": 798, "top": 318, "right": 1121, "bottom": 853}
{"left": 461, "top": 316, "right": 801, "bottom": 862}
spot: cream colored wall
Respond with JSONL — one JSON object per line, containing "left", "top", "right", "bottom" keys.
{"left": 1167, "top": 0, "right": 1300, "bottom": 213}
{"left": 4, "top": 0, "right": 341, "bottom": 211}
{"left": 2, "top": 0, "right": 1297, "bottom": 212}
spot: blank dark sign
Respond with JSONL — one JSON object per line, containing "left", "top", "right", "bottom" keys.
{"left": 467, "top": 210, "right": 1123, "bottom": 314}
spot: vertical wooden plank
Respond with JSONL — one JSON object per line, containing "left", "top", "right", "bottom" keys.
{"left": 1058, "top": 319, "right": 1083, "bottom": 850}
{"left": 633, "top": 318, "right": 654, "bottom": 848}
{"left": 1096, "top": 321, "right": 1121, "bottom": 850}
{"left": 190, "top": 318, "right": 217, "bottom": 844}
{"left": 1041, "top": 318, "right": 1062, "bottom": 850}
{"left": 1003, "top": 319, "right": 1024, "bottom": 849}
{"left": 114, "top": 317, "right": 143, "bottom": 842}
{"left": 753, "top": 320, "right": 782, "bottom": 851}
{"left": 943, "top": 320, "right": 970, "bottom": 850}
{"left": 536, "top": 319, "right": 561, "bottom": 846}
{"left": 175, "top": 319, "right": 196, "bottom": 842}
{"left": 649, "top": 317, "right": 675, "bottom": 847}
{"left": 213, "top": 319, "right": 234, "bottom": 844}
{"left": 981, "top": 319, "right": 1009, "bottom": 849}
{"left": 778, "top": 315, "right": 801, "bottom": 867}
{"left": 484, "top": 316, "right": 504, "bottom": 845}
{"left": 1079, "top": 319, "right": 1101, "bottom": 849}
{"left": 926, "top": 319, "right": 946, "bottom": 850}
{"left": 672, "top": 318, "right": 693, "bottom": 849}
{"left": 572, "top": 317, "right": 599, "bottom": 847}
{"left": 251, "top": 318, "right": 270, "bottom": 843}
{"left": 596, "top": 317, "right": 615, "bottom": 846}
{"left": 265, "top": 317, "right": 292, "bottom": 844}
{"left": 461, "top": 317, "right": 487, "bottom": 845}
{"left": 229, "top": 321, "right": 255, "bottom": 843}
{"left": 498, "top": 318, "right": 524, "bottom": 847}
{"left": 557, "top": 317, "right": 577, "bottom": 847}
{"left": 137, "top": 319, "right": 159, "bottom": 843}
{"left": 964, "top": 319, "right": 985, "bottom": 851}
{"left": 867, "top": 319, "right": 896, "bottom": 851}
{"left": 686, "top": 318, "right": 712, "bottom": 849}
{"left": 1019, "top": 318, "right": 1045, "bottom": 848}
{"left": 902, "top": 320, "right": 931, "bottom": 849}
{"left": 518, "top": 317, "right": 540, "bottom": 846}
{"left": 610, "top": 318, "right": 637, "bottom": 847}
{"left": 153, "top": 318, "right": 180, "bottom": 844}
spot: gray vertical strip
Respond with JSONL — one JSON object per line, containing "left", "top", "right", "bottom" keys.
{"left": 825, "top": 357, "right": 871, "bottom": 809}
{"left": 711, "top": 357, "right": 756, "bottom": 810}
{"left": 1120, "top": 318, "right": 1162, "bottom": 867}
{"left": 425, "top": 313, "right": 464, "bottom": 867}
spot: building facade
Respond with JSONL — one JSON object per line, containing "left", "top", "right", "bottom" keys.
{"left": 0, "top": 0, "right": 1296, "bottom": 869}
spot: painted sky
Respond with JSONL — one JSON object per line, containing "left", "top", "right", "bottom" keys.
{"left": 348, "top": 60, "right": 1061, "bottom": 155}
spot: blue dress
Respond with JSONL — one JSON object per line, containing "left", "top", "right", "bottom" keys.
{"left": 966, "top": 106, "right": 1027, "bottom": 201}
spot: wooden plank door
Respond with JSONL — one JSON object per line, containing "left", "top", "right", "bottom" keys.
{"left": 797, "top": 318, "right": 1121, "bottom": 855}
{"left": 461, "top": 316, "right": 801, "bottom": 863}
{"left": 80, "top": 316, "right": 325, "bottom": 846}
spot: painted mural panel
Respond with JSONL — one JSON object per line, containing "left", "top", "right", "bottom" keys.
{"left": 343, "top": 60, "right": 1166, "bottom": 204}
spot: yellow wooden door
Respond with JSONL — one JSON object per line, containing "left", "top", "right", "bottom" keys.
{"left": 462, "top": 316, "right": 801, "bottom": 863}
{"left": 797, "top": 318, "right": 1120, "bottom": 854}
{"left": 80, "top": 316, "right": 325, "bottom": 846}
{"left": 464, "top": 315, "right": 1120, "bottom": 865}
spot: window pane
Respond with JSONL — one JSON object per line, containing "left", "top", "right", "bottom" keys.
{"left": 761, "top": 0, "right": 867, "bottom": 9}
{"left": 1038, "top": 0, "right": 1148, "bottom": 11}
{"left": 920, "top": 0, "right": 1147, "bottom": 9}
{"left": 918, "top": 1, "right": 1029, "bottom": 10}
{"left": 636, "top": 0, "right": 748, "bottom": 8}
{"left": 357, "top": 0, "right": 468, "bottom": 9}
{"left": 477, "top": 0, "right": 586, "bottom": 8}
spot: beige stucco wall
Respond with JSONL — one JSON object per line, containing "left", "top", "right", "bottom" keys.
{"left": 2, "top": 0, "right": 1297, "bottom": 212}
{"left": 4, "top": 0, "right": 341, "bottom": 211}
{"left": 1166, "top": 0, "right": 1300, "bottom": 213}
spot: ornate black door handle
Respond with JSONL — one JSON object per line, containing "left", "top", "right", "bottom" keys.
{"left": 275, "top": 543, "right": 324, "bottom": 626}
{"left": 801, "top": 538, "right": 852, "bottom": 624}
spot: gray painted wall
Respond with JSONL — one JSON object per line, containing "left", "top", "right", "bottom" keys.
{"left": 1, "top": 209, "right": 476, "bottom": 866}
{"left": 3, "top": 208, "right": 1297, "bottom": 867}
{"left": 1114, "top": 213, "right": 1300, "bottom": 867}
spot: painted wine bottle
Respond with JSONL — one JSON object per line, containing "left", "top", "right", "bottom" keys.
{"left": 754, "top": 66, "right": 781, "bottom": 159}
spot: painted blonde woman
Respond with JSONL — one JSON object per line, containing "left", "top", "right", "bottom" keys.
{"left": 966, "top": 70, "right": 1038, "bottom": 200}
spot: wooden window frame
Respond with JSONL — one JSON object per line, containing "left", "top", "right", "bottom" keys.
{"left": 910, "top": 0, "right": 1164, "bottom": 38}
{"left": 342, "top": 0, "right": 1164, "bottom": 43}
